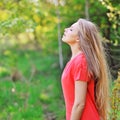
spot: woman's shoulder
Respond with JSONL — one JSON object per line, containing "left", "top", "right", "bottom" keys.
{"left": 67, "top": 52, "right": 88, "bottom": 69}
{"left": 73, "top": 52, "right": 87, "bottom": 65}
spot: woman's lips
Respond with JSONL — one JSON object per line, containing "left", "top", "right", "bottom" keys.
{"left": 64, "top": 33, "right": 66, "bottom": 36}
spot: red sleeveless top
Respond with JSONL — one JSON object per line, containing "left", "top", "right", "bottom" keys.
{"left": 61, "top": 53, "right": 100, "bottom": 120}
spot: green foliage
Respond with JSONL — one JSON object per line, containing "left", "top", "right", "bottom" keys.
{"left": 0, "top": 0, "right": 119, "bottom": 51}
{"left": 0, "top": 50, "right": 65, "bottom": 120}
{"left": 99, "top": 0, "right": 120, "bottom": 44}
{"left": 0, "top": 0, "right": 119, "bottom": 119}
{"left": 110, "top": 72, "right": 120, "bottom": 120}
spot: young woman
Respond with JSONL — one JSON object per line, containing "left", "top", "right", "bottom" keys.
{"left": 61, "top": 18, "right": 110, "bottom": 120}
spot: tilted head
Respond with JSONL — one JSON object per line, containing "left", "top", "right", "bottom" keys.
{"left": 62, "top": 18, "right": 101, "bottom": 53}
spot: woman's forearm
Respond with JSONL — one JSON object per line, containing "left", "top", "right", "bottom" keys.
{"left": 70, "top": 104, "right": 85, "bottom": 120}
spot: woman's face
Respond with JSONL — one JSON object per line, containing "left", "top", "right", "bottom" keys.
{"left": 62, "top": 22, "right": 79, "bottom": 44}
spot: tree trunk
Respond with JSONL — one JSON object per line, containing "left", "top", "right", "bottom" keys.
{"left": 55, "top": 1, "right": 64, "bottom": 70}
{"left": 85, "top": 0, "right": 90, "bottom": 20}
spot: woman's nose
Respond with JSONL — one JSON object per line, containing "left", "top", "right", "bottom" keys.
{"left": 65, "top": 28, "right": 68, "bottom": 32}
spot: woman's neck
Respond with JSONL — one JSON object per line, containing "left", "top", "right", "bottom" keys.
{"left": 70, "top": 44, "right": 82, "bottom": 60}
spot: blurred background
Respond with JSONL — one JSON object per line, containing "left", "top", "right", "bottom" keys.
{"left": 0, "top": 0, "right": 120, "bottom": 120}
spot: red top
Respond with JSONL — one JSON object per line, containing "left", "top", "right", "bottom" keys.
{"left": 61, "top": 53, "right": 100, "bottom": 120}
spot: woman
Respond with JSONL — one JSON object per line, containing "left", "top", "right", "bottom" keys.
{"left": 61, "top": 18, "right": 110, "bottom": 120}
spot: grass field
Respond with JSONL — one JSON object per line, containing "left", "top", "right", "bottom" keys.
{"left": 0, "top": 48, "right": 120, "bottom": 120}
{"left": 0, "top": 49, "right": 65, "bottom": 120}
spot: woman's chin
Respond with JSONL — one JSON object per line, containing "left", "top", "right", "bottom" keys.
{"left": 62, "top": 37, "right": 66, "bottom": 42}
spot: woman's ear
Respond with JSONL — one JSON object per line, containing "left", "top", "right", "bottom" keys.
{"left": 76, "top": 39, "right": 79, "bottom": 42}
{"left": 76, "top": 37, "right": 80, "bottom": 42}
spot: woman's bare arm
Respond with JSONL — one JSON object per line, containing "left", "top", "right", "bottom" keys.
{"left": 70, "top": 81, "right": 87, "bottom": 120}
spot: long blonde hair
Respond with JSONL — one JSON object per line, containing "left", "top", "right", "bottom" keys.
{"left": 77, "top": 19, "right": 110, "bottom": 120}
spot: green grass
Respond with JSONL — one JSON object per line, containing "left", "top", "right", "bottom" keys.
{"left": 0, "top": 49, "right": 65, "bottom": 120}
{"left": 0, "top": 48, "right": 119, "bottom": 120}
